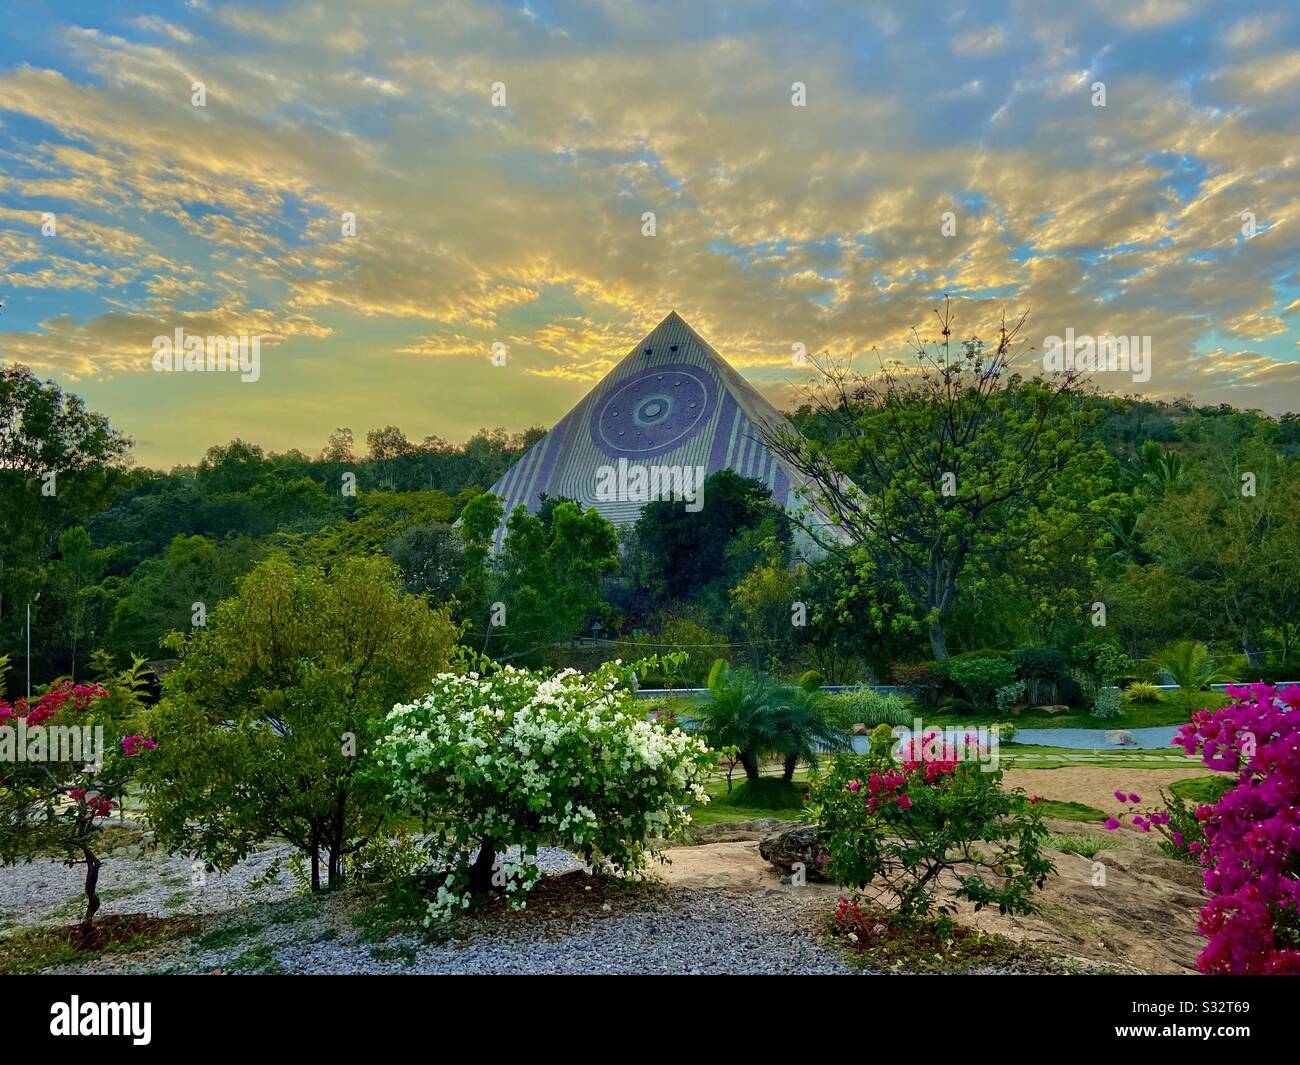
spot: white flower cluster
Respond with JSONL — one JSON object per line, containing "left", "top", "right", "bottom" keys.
{"left": 377, "top": 662, "right": 713, "bottom": 921}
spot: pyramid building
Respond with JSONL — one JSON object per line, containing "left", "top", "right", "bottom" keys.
{"left": 487, "top": 312, "right": 841, "bottom": 549}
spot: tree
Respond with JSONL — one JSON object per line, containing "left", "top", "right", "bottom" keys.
{"left": 377, "top": 661, "right": 712, "bottom": 919}
{"left": 627, "top": 470, "right": 788, "bottom": 624}
{"left": 320, "top": 427, "right": 355, "bottom": 464}
{"left": 0, "top": 659, "right": 153, "bottom": 932}
{"left": 764, "top": 301, "right": 1110, "bottom": 659}
{"left": 139, "top": 555, "right": 458, "bottom": 890}
{"left": 0, "top": 365, "right": 130, "bottom": 664}
{"left": 46, "top": 526, "right": 107, "bottom": 677}
{"left": 106, "top": 533, "right": 264, "bottom": 660}
{"left": 694, "top": 661, "right": 845, "bottom": 782}
{"left": 730, "top": 559, "right": 802, "bottom": 670}
{"left": 492, "top": 501, "right": 618, "bottom": 663}
{"left": 1144, "top": 444, "right": 1300, "bottom": 665}
{"left": 1150, "top": 640, "right": 1234, "bottom": 712}
{"left": 386, "top": 523, "right": 463, "bottom": 601}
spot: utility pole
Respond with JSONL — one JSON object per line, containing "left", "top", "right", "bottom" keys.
{"left": 26, "top": 591, "right": 40, "bottom": 699}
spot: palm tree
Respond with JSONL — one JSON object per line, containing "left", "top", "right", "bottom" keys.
{"left": 695, "top": 662, "right": 850, "bottom": 783}
{"left": 694, "top": 663, "right": 784, "bottom": 782}
{"left": 770, "top": 684, "right": 850, "bottom": 783}
{"left": 1150, "top": 640, "right": 1234, "bottom": 712}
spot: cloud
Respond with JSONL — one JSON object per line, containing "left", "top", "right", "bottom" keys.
{"left": 0, "top": 0, "right": 1297, "bottom": 464}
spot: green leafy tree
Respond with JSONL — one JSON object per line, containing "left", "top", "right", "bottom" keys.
{"left": 1144, "top": 445, "right": 1300, "bottom": 665}
{"left": 694, "top": 661, "right": 846, "bottom": 782}
{"left": 765, "top": 301, "right": 1111, "bottom": 659}
{"left": 0, "top": 365, "right": 130, "bottom": 668}
{"left": 46, "top": 526, "right": 108, "bottom": 678}
{"left": 491, "top": 501, "right": 618, "bottom": 664}
{"left": 106, "top": 533, "right": 264, "bottom": 660}
{"left": 139, "top": 555, "right": 458, "bottom": 890}
{"left": 626, "top": 470, "right": 789, "bottom": 625}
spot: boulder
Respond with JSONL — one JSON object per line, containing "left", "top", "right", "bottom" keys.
{"left": 1037, "top": 704, "right": 1072, "bottom": 715}
{"left": 1105, "top": 729, "right": 1136, "bottom": 746}
{"left": 758, "top": 824, "right": 832, "bottom": 882}
{"left": 851, "top": 722, "right": 869, "bottom": 736}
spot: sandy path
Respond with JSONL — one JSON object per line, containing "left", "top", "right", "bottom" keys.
{"left": 1001, "top": 766, "right": 1220, "bottom": 818}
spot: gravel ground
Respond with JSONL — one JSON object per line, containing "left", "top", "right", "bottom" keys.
{"left": 1, "top": 832, "right": 853, "bottom": 974}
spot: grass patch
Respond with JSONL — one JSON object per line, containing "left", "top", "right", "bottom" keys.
{"left": 195, "top": 921, "right": 262, "bottom": 951}
{"left": 1169, "top": 774, "right": 1234, "bottom": 803}
{"left": 1034, "top": 799, "right": 1108, "bottom": 823}
{"left": 1048, "top": 832, "right": 1115, "bottom": 859}
{"left": 226, "top": 942, "right": 283, "bottom": 975}
{"left": 691, "top": 777, "right": 807, "bottom": 825}
{"left": 370, "top": 942, "right": 418, "bottom": 966}
{"left": 352, "top": 877, "right": 444, "bottom": 945}
{"left": 163, "top": 891, "right": 190, "bottom": 911}
{"left": 0, "top": 914, "right": 197, "bottom": 975}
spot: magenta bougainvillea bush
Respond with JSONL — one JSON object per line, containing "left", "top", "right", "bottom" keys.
{"left": 1110, "top": 682, "right": 1300, "bottom": 974}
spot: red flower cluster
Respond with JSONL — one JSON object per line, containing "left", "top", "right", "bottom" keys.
{"left": 0, "top": 680, "right": 109, "bottom": 729}
{"left": 121, "top": 735, "right": 158, "bottom": 757}
{"left": 66, "top": 789, "right": 113, "bottom": 818}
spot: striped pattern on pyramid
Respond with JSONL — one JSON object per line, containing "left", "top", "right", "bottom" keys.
{"left": 487, "top": 311, "right": 837, "bottom": 548}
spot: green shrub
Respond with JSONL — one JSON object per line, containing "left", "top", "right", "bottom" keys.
{"left": 812, "top": 742, "right": 1053, "bottom": 921}
{"left": 1125, "top": 681, "right": 1163, "bottom": 703}
{"left": 1091, "top": 685, "right": 1122, "bottom": 719}
{"left": 994, "top": 680, "right": 1026, "bottom": 715}
{"left": 942, "top": 656, "right": 1017, "bottom": 704}
{"left": 798, "top": 670, "right": 825, "bottom": 692}
{"left": 346, "top": 830, "right": 425, "bottom": 885}
{"left": 824, "top": 689, "right": 912, "bottom": 729}
{"left": 1008, "top": 647, "right": 1069, "bottom": 704}
{"left": 1048, "top": 833, "right": 1113, "bottom": 860}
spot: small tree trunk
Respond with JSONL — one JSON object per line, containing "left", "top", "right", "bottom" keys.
{"left": 81, "top": 844, "right": 102, "bottom": 931}
{"left": 309, "top": 846, "right": 321, "bottom": 892}
{"left": 929, "top": 617, "right": 948, "bottom": 661}
{"left": 739, "top": 750, "right": 760, "bottom": 782}
{"left": 468, "top": 838, "right": 496, "bottom": 893}
{"left": 782, "top": 753, "right": 798, "bottom": 783}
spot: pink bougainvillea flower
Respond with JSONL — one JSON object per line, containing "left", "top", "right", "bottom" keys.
{"left": 1104, "top": 817, "right": 1121, "bottom": 831}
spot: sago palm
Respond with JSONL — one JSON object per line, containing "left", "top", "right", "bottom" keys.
{"left": 694, "top": 663, "right": 784, "bottom": 782}
{"left": 1150, "top": 640, "right": 1233, "bottom": 712}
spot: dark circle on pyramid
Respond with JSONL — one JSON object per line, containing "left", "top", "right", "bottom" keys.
{"left": 590, "top": 363, "right": 717, "bottom": 458}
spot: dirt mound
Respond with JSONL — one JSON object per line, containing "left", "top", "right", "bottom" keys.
{"left": 659, "top": 835, "right": 1205, "bottom": 974}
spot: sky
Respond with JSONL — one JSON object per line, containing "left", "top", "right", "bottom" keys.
{"left": 1, "top": 0, "right": 1298, "bottom": 468}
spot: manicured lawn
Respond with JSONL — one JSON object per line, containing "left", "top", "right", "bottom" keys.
{"left": 1035, "top": 799, "right": 1108, "bottom": 823}
{"left": 1169, "top": 774, "right": 1233, "bottom": 803}
{"left": 920, "top": 690, "right": 1226, "bottom": 731}
{"left": 690, "top": 778, "right": 807, "bottom": 825}
{"left": 997, "top": 743, "right": 1201, "bottom": 768}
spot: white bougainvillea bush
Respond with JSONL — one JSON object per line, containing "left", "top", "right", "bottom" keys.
{"left": 376, "top": 661, "right": 713, "bottom": 922}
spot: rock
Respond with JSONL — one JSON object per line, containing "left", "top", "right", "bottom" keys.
{"left": 1037, "top": 704, "right": 1072, "bottom": 715}
{"left": 851, "top": 722, "right": 868, "bottom": 736}
{"left": 1105, "top": 730, "right": 1136, "bottom": 746}
{"left": 759, "top": 824, "right": 831, "bottom": 882}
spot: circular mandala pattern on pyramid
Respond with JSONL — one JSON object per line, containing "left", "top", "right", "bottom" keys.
{"left": 589, "top": 363, "right": 718, "bottom": 458}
